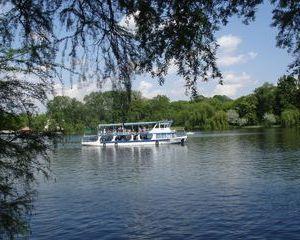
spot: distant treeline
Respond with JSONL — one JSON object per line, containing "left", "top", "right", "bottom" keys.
{"left": 4, "top": 75, "right": 300, "bottom": 134}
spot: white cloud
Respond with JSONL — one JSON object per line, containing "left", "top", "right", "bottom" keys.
{"left": 167, "top": 59, "right": 178, "bottom": 75}
{"left": 217, "top": 34, "right": 257, "bottom": 67}
{"left": 218, "top": 54, "right": 245, "bottom": 67}
{"left": 218, "top": 35, "right": 242, "bottom": 53}
{"left": 212, "top": 72, "right": 252, "bottom": 97}
{"left": 53, "top": 80, "right": 112, "bottom": 101}
{"left": 169, "top": 88, "right": 187, "bottom": 99}
{"left": 137, "top": 80, "right": 163, "bottom": 98}
{"left": 248, "top": 51, "right": 258, "bottom": 59}
{"left": 118, "top": 12, "right": 138, "bottom": 32}
{"left": 217, "top": 52, "right": 257, "bottom": 67}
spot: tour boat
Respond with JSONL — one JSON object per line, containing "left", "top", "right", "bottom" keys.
{"left": 81, "top": 120, "right": 187, "bottom": 146}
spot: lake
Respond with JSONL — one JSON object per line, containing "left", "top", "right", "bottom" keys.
{"left": 30, "top": 128, "right": 300, "bottom": 239}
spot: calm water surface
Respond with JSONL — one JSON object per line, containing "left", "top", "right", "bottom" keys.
{"left": 31, "top": 128, "right": 300, "bottom": 239}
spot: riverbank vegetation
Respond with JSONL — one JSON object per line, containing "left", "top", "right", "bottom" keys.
{"left": 12, "top": 75, "right": 300, "bottom": 134}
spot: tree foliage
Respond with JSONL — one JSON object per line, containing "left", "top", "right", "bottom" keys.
{"left": 281, "top": 109, "right": 300, "bottom": 127}
{"left": 270, "top": 0, "right": 300, "bottom": 74}
{"left": 277, "top": 75, "right": 300, "bottom": 110}
{"left": 254, "top": 83, "right": 277, "bottom": 121}
{"left": 0, "top": 0, "right": 298, "bottom": 94}
{"left": 0, "top": 76, "right": 53, "bottom": 239}
{"left": 43, "top": 75, "right": 300, "bottom": 133}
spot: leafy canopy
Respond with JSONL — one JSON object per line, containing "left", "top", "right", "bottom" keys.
{"left": 0, "top": 0, "right": 298, "bottom": 95}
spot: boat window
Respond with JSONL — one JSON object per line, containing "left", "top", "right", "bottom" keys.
{"left": 100, "top": 135, "right": 113, "bottom": 143}
{"left": 156, "top": 133, "right": 164, "bottom": 139}
{"left": 140, "top": 133, "right": 153, "bottom": 140}
{"left": 156, "top": 133, "right": 175, "bottom": 139}
{"left": 115, "top": 134, "right": 131, "bottom": 142}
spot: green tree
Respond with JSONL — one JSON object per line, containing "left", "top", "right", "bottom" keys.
{"left": 277, "top": 75, "right": 300, "bottom": 111}
{"left": 0, "top": 79, "right": 53, "bottom": 239}
{"left": 191, "top": 94, "right": 207, "bottom": 102}
{"left": 206, "top": 111, "right": 229, "bottom": 131}
{"left": 83, "top": 92, "right": 106, "bottom": 126}
{"left": 47, "top": 96, "right": 86, "bottom": 134}
{"left": 254, "top": 83, "right": 277, "bottom": 121}
{"left": 234, "top": 94, "right": 258, "bottom": 125}
{"left": 170, "top": 101, "right": 191, "bottom": 126}
{"left": 188, "top": 102, "right": 215, "bottom": 130}
{"left": 281, "top": 109, "right": 300, "bottom": 127}
{"left": 145, "top": 95, "right": 171, "bottom": 121}
{"left": 31, "top": 114, "right": 48, "bottom": 132}
{"left": 212, "top": 95, "right": 232, "bottom": 103}
{"left": 127, "top": 91, "right": 148, "bottom": 121}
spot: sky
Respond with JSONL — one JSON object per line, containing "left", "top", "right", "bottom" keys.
{"left": 55, "top": 2, "right": 292, "bottom": 101}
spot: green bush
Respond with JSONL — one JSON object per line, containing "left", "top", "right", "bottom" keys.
{"left": 281, "top": 109, "right": 300, "bottom": 127}
{"left": 263, "top": 113, "right": 277, "bottom": 127}
{"left": 204, "top": 111, "right": 228, "bottom": 130}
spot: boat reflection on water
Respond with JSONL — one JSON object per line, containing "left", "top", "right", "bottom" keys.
{"left": 81, "top": 144, "right": 188, "bottom": 168}
{"left": 80, "top": 145, "right": 188, "bottom": 186}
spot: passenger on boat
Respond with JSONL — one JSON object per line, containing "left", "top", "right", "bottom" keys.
{"left": 133, "top": 134, "right": 139, "bottom": 140}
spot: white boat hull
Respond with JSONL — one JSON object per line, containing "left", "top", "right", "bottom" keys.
{"left": 82, "top": 136, "right": 187, "bottom": 147}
